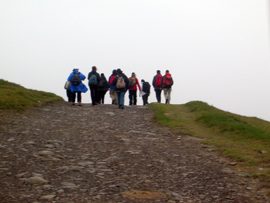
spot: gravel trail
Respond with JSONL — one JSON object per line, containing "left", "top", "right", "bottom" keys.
{"left": 0, "top": 102, "right": 269, "bottom": 203}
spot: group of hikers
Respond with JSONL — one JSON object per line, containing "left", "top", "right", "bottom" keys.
{"left": 65, "top": 66, "right": 174, "bottom": 108}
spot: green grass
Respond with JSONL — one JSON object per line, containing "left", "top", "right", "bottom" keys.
{"left": 0, "top": 79, "right": 64, "bottom": 111}
{"left": 148, "top": 101, "right": 270, "bottom": 181}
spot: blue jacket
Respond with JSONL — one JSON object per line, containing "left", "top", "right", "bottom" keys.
{"left": 68, "top": 70, "right": 88, "bottom": 93}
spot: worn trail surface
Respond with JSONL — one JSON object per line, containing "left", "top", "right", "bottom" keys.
{"left": 0, "top": 102, "right": 269, "bottom": 203}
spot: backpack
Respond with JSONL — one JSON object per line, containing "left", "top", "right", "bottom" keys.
{"left": 89, "top": 74, "right": 97, "bottom": 85}
{"left": 128, "top": 77, "right": 136, "bottom": 89}
{"left": 71, "top": 73, "right": 81, "bottom": 86}
{"left": 143, "top": 82, "right": 150, "bottom": 93}
{"left": 163, "top": 76, "right": 173, "bottom": 88}
{"left": 155, "top": 75, "right": 162, "bottom": 87}
{"left": 109, "top": 75, "right": 116, "bottom": 85}
{"left": 116, "top": 76, "right": 126, "bottom": 88}
{"left": 98, "top": 78, "right": 105, "bottom": 87}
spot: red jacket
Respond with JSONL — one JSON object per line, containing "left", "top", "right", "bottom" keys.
{"left": 128, "top": 77, "right": 141, "bottom": 91}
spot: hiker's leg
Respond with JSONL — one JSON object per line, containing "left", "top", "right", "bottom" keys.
{"left": 119, "top": 91, "right": 125, "bottom": 107}
{"left": 157, "top": 89, "right": 161, "bottom": 103}
{"left": 114, "top": 90, "right": 118, "bottom": 105}
{"left": 89, "top": 85, "right": 95, "bottom": 105}
{"left": 67, "top": 89, "right": 72, "bottom": 102}
{"left": 167, "top": 88, "right": 172, "bottom": 104}
{"left": 77, "top": 92, "right": 82, "bottom": 103}
{"left": 101, "top": 91, "right": 105, "bottom": 104}
{"left": 117, "top": 92, "right": 121, "bottom": 108}
{"left": 71, "top": 91, "right": 76, "bottom": 104}
{"left": 94, "top": 86, "right": 99, "bottom": 104}
{"left": 146, "top": 94, "right": 149, "bottom": 105}
{"left": 134, "top": 90, "right": 137, "bottom": 105}
{"left": 163, "top": 88, "right": 169, "bottom": 104}
{"left": 142, "top": 95, "right": 146, "bottom": 105}
{"left": 129, "top": 90, "right": 132, "bottom": 105}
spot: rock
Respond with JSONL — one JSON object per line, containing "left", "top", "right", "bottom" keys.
{"left": 38, "top": 150, "right": 53, "bottom": 156}
{"left": 7, "top": 138, "right": 15, "bottom": 142}
{"left": 15, "top": 172, "right": 29, "bottom": 178}
{"left": 24, "top": 141, "right": 35, "bottom": 145}
{"left": 62, "top": 182, "right": 78, "bottom": 189}
{"left": 259, "top": 150, "right": 268, "bottom": 154}
{"left": 27, "top": 177, "right": 48, "bottom": 184}
{"left": 40, "top": 194, "right": 56, "bottom": 200}
{"left": 105, "top": 112, "right": 115, "bottom": 116}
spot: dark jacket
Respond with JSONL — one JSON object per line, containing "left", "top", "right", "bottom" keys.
{"left": 98, "top": 75, "right": 109, "bottom": 92}
{"left": 87, "top": 71, "right": 100, "bottom": 86}
{"left": 112, "top": 73, "right": 129, "bottom": 92}
{"left": 142, "top": 81, "right": 151, "bottom": 94}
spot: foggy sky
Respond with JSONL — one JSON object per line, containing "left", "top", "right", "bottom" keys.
{"left": 1, "top": 0, "right": 270, "bottom": 121}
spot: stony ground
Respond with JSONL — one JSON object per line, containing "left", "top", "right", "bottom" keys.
{"left": 0, "top": 102, "right": 270, "bottom": 203}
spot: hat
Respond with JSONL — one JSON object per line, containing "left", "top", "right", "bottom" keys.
{"left": 157, "top": 70, "right": 161, "bottom": 74}
{"left": 117, "top": 68, "right": 121, "bottom": 72}
{"left": 166, "top": 70, "right": 169, "bottom": 73}
{"left": 141, "top": 79, "right": 145, "bottom": 82}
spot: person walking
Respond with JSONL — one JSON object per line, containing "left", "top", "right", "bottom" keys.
{"left": 98, "top": 73, "right": 109, "bottom": 104}
{"left": 64, "top": 80, "right": 72, "bottom": 102}
{"left": 161, "top": 70, "right": 174, "bottom": 104}
{"left": 67, "top": 67, "right": 88, "bottom": 106}
{"left": 112, "top": 68, "right": 129, "bottom": 109}
{"left": 88, "top": 66, "right": 100, "bottom": 106}
{"left": 128, "top": 72, "right": 141, "bottom": 105}
{"left": 141, "top": 79, "right": 151, "bottom": 105}
{"left": 152, "top": 70, "right": 163, "bottom": 103}
{"left": 108, "top": 69, "right": 118, "bottom": 105}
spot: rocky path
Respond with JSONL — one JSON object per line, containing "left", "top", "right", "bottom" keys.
{"left": 0, "top": 102, "right": 269, "bottom": 203}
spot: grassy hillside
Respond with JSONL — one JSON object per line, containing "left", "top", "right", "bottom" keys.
{"left": 148, "top": 101, "right": 270, "bottom": 182}
{"left": 0, "top": 79, "right": 64, "bottom": 111}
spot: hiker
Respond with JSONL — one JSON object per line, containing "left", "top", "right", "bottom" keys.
{"left": 98, "top": 73, "right": 109, "bottom": 104}
{"left": 128, "top": 72, "right": 141, "bottom": 105}
{"left": 88, "top": 66, "right": 100, "bottom": 106}
{"left": 141, "top": 79, "right": 151, "bottom": 105}
{"left": 161, "top": 70, "right": 174, "bottom": 104}
{"left": 64, "top": 80, "right": 72, "bottom": 102}
{"left": 152, "top": 70, "right": 163, "bottom": 103}
{"left": 108, "top": 69, "right": 118, "bottom": 105}
{"left": 67, "top": 67, "right": 88, "bottom": 106}
{"left": 112, "top": 68, "right": 129, "bottom": 109}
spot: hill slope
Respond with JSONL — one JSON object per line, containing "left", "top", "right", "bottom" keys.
{"left": 0, "top": 79, "right": 64, "bottom": 111}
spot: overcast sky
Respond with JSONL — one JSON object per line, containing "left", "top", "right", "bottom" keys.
{"left": 1, "top": 0, "right": 270, "bottom": 121}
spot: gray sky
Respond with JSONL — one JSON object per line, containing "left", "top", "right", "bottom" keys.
{"left": 1, "top": 0, "right": 270, "bottom": 121}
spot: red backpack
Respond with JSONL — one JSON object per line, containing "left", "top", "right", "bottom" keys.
{"left": 163, "top": 75, "right": 173, "bottom": 88}
{"left": 109, "top": 75, "right": 116, "bottom": 85}
{"left": 155, "top": 74, "right": 162, "bottom": 87}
